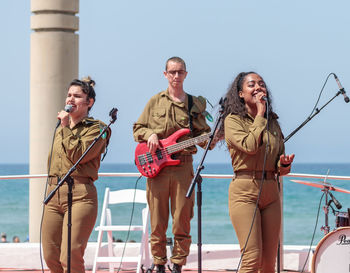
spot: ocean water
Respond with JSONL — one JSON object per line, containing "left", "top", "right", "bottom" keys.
{"left": 0, "top": 163, "right": 349, "bottom": 246}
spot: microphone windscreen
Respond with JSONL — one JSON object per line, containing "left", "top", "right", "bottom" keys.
{"left": 64, "top": 105, "right": 73, "bottom": 112}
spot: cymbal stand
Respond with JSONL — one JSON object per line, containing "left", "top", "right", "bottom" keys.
{"left": 320, "top": 186, "right": 331, "bottom": 235}
{"left": 320, "top": 169, "right": 331, "bottom": 235}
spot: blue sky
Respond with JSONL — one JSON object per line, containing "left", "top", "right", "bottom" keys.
{"left": 1, "top": 0, "right": 350, "bottom": 165}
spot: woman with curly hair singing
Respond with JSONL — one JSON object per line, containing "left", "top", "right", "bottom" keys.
{"left": 216, "top": 72, "right": 294, "bottom": 273}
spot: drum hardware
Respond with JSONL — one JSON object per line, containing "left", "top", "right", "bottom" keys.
{"left": 290, "top": 171, "right": 350, "bottom": 234}
{"left": 321, "top": 171, "right": 332, "bottom": 235}
{"left": 289, "top": 172, "right": 350, "bottom": 272}
{"left": 320, "top": 185, "right": 331, "bottom": 235}
{"left": 335, "top": 211, "right": 349, "bottom": 228}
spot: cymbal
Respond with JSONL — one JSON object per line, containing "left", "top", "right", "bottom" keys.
{"left": 289, "top": 179, "right": 350, "bottom": 194}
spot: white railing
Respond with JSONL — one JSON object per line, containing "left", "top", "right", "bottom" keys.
{"left": 1, "top": 172, "right": 349, "bottom": 272}
{"left": 1, "top": 172, "right": 350, "bottom": 180}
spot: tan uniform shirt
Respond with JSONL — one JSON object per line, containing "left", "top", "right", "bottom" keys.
{"left": 225, "top": 114, "right": 290, "bottom": 175}
{"left": 133, "top": 89, "right": 211, "bottom": 154}
{"left": 48, "top": 117, "right": 111, "bottom": 182}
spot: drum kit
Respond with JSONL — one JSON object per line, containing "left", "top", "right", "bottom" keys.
{"left": 289, "top": 177, "right": 350, "bottom": 273}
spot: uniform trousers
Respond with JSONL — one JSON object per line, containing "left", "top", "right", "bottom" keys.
{"left": 42, "top": 182, "right": 98, "bottom": 273}
{"left": 229, "top": 177, "right": 281, "bottom": 273}
{"left": 147, "top": 161, "right": 194, "bottom": 266}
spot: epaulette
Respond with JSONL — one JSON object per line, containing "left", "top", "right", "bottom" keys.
{"left": 192, "top": 96, "right": 207, "bottom": 113}
{"left": 84, "top": 117, "right": 97, "bottom": 125}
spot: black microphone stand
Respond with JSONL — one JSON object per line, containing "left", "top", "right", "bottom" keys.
{"left": 43, "top": 108, "right": 118, "bottom": 273}
{"left": 284, "top": 90, "right": 345, "bottom": 143}
{"left": 186, "top": 99, "right": 225, "bottom": 273}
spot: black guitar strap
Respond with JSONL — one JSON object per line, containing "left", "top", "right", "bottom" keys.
{"left": 187, "top": 94, "right": 193, "bottom": 133}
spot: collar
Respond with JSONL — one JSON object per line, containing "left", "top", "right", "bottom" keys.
{"left": 163, "top": 89, "right": 187, "bottom": 105}
{"left": 246, "top": 113, "right": 255, "bottom": 122}
{"left": 72, "top": 116, "right": 95, "bottom": 128}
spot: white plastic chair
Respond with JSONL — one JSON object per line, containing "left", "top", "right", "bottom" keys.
{"left": 92, "top": 188, "right": 150, "bottom": 273}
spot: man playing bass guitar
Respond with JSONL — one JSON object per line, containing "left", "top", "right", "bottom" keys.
{"left": 133, "top": 56, "right": 211, "bottom": 273}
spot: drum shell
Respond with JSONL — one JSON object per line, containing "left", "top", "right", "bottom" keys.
{"left": 311, "top": 227, "right": 350, "bottom": 273}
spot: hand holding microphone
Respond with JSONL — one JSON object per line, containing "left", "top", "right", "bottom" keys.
{"left": 255, "top": 91, "right": 267, "bottom": 102}
{"left": 56, "top": 105, "right": 72, "bottom": 128}
{"left": 255, "top": 91, "right": 267, "bottom": 117}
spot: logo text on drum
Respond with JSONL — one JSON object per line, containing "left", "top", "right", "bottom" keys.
{"left": 337, "top": 234, "right": 350, "bottom": 245}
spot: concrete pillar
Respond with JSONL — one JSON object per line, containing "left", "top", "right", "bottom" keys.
{"left": 29, "top": 0, "right": 79, "bottom": 242}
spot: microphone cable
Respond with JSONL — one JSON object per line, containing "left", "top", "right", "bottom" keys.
{"left": 39, "top": 125, "right": 59, "bottom": 273}
{"left": 116, "top": 174, "right": 143, "bottom": 273}
{"left": 235, "top": 102, "right": 271, "bottom": 272}
{"left": 284, "top": 72, "right": 336, "bottom": 143}
{"left": 308, "top": 73, "right": 334, "bottom": 117}
{"left": 300, "top": 192, "right": 324, "bottom": 273}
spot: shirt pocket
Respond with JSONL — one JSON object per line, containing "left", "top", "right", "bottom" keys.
{"left": 174, "top": 106, "right": 189, "bottom": 128}
{"left": 150, "top": 107, "right": 166, "bottom": 128}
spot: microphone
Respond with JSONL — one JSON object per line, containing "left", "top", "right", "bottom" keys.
{"left": 262, "top": 96, "right": 268, "bottom": 101}
{"left": 55, "top": 105, "right": 72, "bottom": 128}
{"left": 334, "top": 74, "right": 350, "bottom": 103}
{"left": 329, "top": 191, "right": 342, "bottom": 210}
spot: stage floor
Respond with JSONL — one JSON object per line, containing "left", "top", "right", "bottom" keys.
{"left": 0, "top": 269, "right": 305, "bottom": 273}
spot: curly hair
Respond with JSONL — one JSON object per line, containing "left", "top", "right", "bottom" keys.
{"left": 69, "top": 76, "right": 96, "bottom": 111}
{"left": 216, "top": 72, "right": 277, "bottom": 141}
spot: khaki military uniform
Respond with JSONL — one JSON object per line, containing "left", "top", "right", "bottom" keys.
{"left": 224, "top": 114, "right": 290, "bottom": 273}
{"left": 42, "top": 117, "right": 111, "bottom": 273}
{"left": 133, "top": 89, "right": 210, "bottom": 266}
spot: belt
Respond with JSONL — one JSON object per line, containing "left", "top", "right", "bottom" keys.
{"left": 48, "top": 176, "right": 92, "bottom": 185}
{"left": 172, "top": 154, "right": 193, "bottom": 162}
{"left": 235, "top": 170, "right": 276, "bottom": 180}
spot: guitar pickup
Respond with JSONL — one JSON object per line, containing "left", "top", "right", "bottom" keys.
{"left": 137, "top": 155, "right": 147, "bottom": 166}
{"left": 155, "top": 149, "right": 163, "bottom": 160}
{"left": 146, "top": 152, "right": 153, "bottom": 163}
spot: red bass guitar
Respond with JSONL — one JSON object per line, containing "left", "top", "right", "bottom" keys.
{"left": 134, "top": 128, "right": 210, "bottom": 178}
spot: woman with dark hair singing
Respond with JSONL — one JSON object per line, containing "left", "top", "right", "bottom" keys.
{"left": 42, "top": 77, "right": 111, "bottom": 273}
{"left": 216, "top": 72, "right": 294, "bottom": 273}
